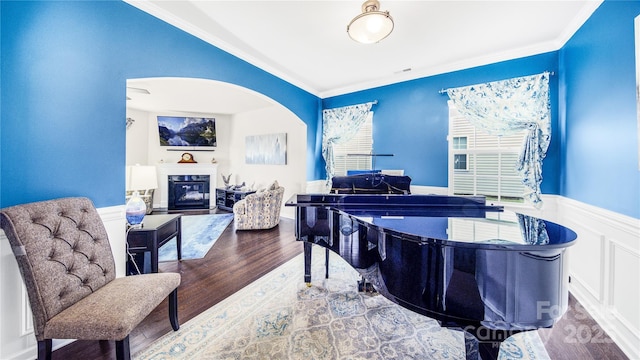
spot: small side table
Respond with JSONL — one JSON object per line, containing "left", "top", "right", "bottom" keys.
{"left": 127, "top": 214, "right": 182, "bottom": 274}
{"left": 215, "top": 188, "right": 256, "bottom": 211}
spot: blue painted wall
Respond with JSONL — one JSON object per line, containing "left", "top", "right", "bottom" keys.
{"left": 323, "top": 52, "right": 560, "bottom": 194}
{"left": 561, "top": 0, "right": 640, "bottom": 218}
{"left": 325, "top": 0, "right": 640, "bottom": 219}
{"left": 2, "top": 0, "right": 638, "bottom": 219}
{"left": 0, "top": 1, "right": 320, "bottom": 208}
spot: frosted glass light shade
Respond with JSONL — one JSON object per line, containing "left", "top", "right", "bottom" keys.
{"left": 347, "top": 0, "right": 394, "bottom": 44}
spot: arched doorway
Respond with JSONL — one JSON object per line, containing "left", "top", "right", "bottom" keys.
{"left": 125, "top": 77, "right": 307, "bottom": 219}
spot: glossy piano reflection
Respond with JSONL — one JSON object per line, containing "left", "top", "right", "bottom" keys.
{"left": 287, "top": 194, "right": 577, "bottom": 360}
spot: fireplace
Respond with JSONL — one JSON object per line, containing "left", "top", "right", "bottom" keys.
{"left": 156, "top": 164, "right": 217, "bottom": 211}
{"left": 168, "top": 175, "right": 210, "bottom": 210}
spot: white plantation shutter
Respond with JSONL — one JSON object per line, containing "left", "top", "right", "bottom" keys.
{"left": 448, "top": 101, "right": 526, "bottom": 203}
{"left": 332, "top": 113, "right": 373, "bottom": 176}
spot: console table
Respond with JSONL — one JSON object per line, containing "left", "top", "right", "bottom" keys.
{"left": 215, "top": 188, "right": 256, "bottom": 211}
{"left": 126, "top": 214, "right": 182, "bottom": 274}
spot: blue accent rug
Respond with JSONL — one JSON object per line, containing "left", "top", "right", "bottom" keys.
{"left": 158, "top": 213, "right": 234, "bottom": 261}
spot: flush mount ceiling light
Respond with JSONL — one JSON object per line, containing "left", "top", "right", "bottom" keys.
{"left": 347, "top": 0, "right": 394, "bottom": 44}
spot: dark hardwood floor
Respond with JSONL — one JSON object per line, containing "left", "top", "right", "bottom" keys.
{"left": 52, "top": 216, "right": 628, "bottom": 360}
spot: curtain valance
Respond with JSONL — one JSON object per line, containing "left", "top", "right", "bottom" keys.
{"left": 445, "top": 72, "right": 551, "bottom": 207}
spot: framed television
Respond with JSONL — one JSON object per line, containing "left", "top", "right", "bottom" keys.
{"left": 157, "top": 116, "right": 216, "bottom": 148}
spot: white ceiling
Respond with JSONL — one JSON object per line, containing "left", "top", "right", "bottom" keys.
{"left": 125, "top": 0, "right": 602, "bottom": 114}
{"left": 126, "top": 77, "right": 276, "bottom": 115}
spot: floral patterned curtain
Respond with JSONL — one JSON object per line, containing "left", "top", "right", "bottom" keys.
{"left": 446, "top": 72, "right": 551, "bottom": 207}
{"left": 322, "top": 102, "right": 375, "bottom": 184}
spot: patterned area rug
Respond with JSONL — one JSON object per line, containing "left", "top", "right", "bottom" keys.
{"left": 136, "top": 246, "right": 550, "bottom": 359}
{"left": 158, "top": 213, "right": 234, "bottom": 261}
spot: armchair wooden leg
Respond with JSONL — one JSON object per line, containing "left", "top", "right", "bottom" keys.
{"left": 37, "top": 339, "right": 52, "bottom": 360}
{"left": 169, "top": 288, "right": 180, "bottom": 331}
{"left": 115, "top": 336, "right": 131, "bottom": 360}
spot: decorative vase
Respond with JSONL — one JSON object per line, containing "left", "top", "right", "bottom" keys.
{"left": 125, "top": 191, "right": 146, "bottom": 226}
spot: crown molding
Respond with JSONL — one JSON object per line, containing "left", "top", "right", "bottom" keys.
{"left": 124, "top": 0, "right": 603, "bottom": 100}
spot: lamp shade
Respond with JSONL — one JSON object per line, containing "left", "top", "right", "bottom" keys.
{"left": 347, "top": 0, "right": 394, "bottom": 44}
{"left": 126, "top": 165, "right": 158, "bottom": 191}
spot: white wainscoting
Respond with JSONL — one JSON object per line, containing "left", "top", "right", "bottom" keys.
{"left": 305, "top": 179, "right": 329, "bottom": 193}
{"left": 557, "top": 198, "right": 640, "bottom": 359}
{"left": 509, "top": 195, "right": 639, "bottom": 359}
{"left": 1, "top": 193, "right": 638, "bottom": 359}
{"left": 0, "top": 204, "right": 126, "bottom": 360}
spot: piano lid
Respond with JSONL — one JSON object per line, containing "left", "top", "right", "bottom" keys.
{"left": 287, "top": 193, "right": 577, "bottom": 250}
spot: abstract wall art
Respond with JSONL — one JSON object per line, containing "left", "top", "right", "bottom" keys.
{"left": 245, "top": 133, "right": 287, "bottom": 165}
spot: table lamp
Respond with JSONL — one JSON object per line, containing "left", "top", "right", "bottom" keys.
{"left": 126, "top": 165, "right": 159, "bottom": 218}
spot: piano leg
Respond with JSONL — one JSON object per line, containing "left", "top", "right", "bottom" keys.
{"left": 462, "top": 333, "right": 500, "bottom": 360}
{"left": 460, "top": 327, "right": 515, "bottom": 360}
{"left": 302, "top": 245, "right": 337, "bottom": 284}
{"left": 304, "top": 242, "right": 312, "bottom": 286}
{"left": 357, "top": 277, "right": 376, "bottom": 293}
{"left": 477, "top": 341, "right": 500, "bottom": 360}
{"left": 325, "top": 248, "right": 330, "bottom": 278}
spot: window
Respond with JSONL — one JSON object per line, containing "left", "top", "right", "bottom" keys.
{"left": 448, "top": 102, "right": 526, "bottom": 203}
{"left": 332, "top": 113, "right": 373, "bottom": 176}
{"left": 452, "top": 137, "right": 468, "bottom": 171}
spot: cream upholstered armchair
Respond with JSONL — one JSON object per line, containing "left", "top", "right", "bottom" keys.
{"left": 233, "top": 181, "right": 284, "bottom": 230}
{"left": 0, "top": 197, "right": 181, "bottom": 360}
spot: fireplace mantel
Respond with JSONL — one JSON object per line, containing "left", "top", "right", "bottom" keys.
{"left": 155, "top": 163, "right": 218, "bottom": 210}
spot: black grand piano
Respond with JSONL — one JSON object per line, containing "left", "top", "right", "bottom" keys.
{"left": 286, "top": 193, "right": 577, "bottom": 360}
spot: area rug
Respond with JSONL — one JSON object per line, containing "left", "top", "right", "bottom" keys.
{"left": 136, "top": 246, "right": 550, "bottom": 360}
{"left": 158, "top": 213, "right": 234, "bottom": 262}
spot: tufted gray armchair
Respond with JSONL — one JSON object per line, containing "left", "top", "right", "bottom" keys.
{"left": 0, "top": 197, "right": 181, "bottom": 360}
